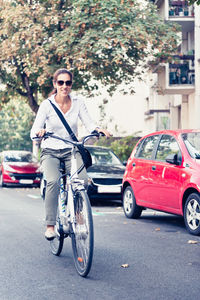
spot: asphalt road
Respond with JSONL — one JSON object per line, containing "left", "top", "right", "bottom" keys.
{"left": 0, "top": 187, "right": 200, "bottom": 300}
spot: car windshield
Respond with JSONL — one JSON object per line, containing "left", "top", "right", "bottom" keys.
{"left": 182, "top": 132, "right": 200, "bottom": 159}
{"left": 4, "top": 152, "right": 37, "bottom": 163}
{"left": 88, "top": 148, "right": 122, "bottom": 165}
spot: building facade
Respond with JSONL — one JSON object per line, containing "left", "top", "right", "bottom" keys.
{"left": 144, "top": 0, "right": 200, "bottom": 133}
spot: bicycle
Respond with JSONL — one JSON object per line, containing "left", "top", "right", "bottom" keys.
{"left": 34, "top": 131, "right": 101, "bottom": 277}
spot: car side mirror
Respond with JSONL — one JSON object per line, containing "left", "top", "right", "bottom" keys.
{"left": 166, "top": 153, "right": 181, "bottom": 165}
{"left": 123, "top": 161, "right": 127, "bottom": 166}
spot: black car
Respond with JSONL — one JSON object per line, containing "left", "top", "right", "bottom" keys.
{"left": 86, "top": 146, "right": 126, "bottom": 201}
{"left": 40, "top": 146, "right": 125, "bottom": 201}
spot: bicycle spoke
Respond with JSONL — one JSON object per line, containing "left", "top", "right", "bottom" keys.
{"left": 71, "top": 190, "right": 94, "bottom": 277}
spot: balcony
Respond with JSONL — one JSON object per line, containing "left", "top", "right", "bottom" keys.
{"left": 155, "top": 54, "right": 195, "bottom": 95}
{"left": 169, "top": 1, "right": 194, "bottom": 18}
{"left": 168, "top": 0, "right": 195, "bottom": 31}
{"left": 169, "top": 54, "right": 194, "bottom": 82}
{"left": 152, "top": 1, "right": 195, "bottom": 31}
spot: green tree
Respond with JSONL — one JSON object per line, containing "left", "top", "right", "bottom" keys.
{"left": 0, "top": 98, "right": 34, "bottom": 151}
{"left": 0, "top": 0, "right": 179, "bottom": 113}
{"left": 94, "top": 134, "right": 140, "bottom": 161}
{"left": 189, "top": 0, "right": 200, "bottom": 4}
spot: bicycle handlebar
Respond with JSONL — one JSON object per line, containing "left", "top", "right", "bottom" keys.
{"left": 33, "top": 130, "right": 104, "bottom": 147}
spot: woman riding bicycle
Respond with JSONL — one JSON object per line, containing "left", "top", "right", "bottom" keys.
{"left": 30, "top": 68, "right": 111, "bottom": 240}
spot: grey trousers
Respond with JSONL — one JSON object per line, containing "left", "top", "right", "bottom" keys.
{"left": 40, "top": 148, "right": 88, "bottom": 226}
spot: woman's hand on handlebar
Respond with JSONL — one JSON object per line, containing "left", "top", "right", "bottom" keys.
{"left": 36, "top": 129, "right": 46, "bottom": 138}
{"left": 95, "top": 127, "right": 112, "bottom": 138}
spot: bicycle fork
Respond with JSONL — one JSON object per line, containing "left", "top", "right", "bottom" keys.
{"left": 66, "top": 147, "right": 79, "bottom": 234}
{"left": 58, "top": 178, "right": 69, "bottom": 233}
{"left": 57, "top": 176, "right": 76, "bottom": 233}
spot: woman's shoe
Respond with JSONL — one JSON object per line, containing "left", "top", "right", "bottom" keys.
{"left": 45, "top": 228, "right": 56, "bottom": 241}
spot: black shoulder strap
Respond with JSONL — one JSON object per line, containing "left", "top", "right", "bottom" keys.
{"left": 48, "top": 99, "right": 78, "bottom": 142}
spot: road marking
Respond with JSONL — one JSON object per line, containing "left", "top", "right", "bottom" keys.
{"left": 27, "top": 194, "right": 41, "bottom": 199}
{"left": 93, "top": 212, "right": 105, "bottom": 216}
{"left": 93, "top": 211, "right": 123, "bottom": 216}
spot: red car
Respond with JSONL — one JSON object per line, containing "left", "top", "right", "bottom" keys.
{"left": 122, "top": 129, "right": 200, "bottom": 235}
{"left": 0, "top": 150, "right": 41, "bottom": 187}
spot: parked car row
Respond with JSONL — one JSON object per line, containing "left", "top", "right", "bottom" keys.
{"left": 0, "top": 147, "right": 126, "bottom": 199}
{"left": 1, "top": 129, "right": 200, "bottom": 236}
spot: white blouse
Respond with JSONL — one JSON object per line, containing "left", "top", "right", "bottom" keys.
{"left": 30, "top": 94, "right": 97, "bottom": 149}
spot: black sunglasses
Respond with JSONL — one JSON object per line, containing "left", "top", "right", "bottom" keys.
{"left": 57, "top": 80, "right": 72, "bottom": 86}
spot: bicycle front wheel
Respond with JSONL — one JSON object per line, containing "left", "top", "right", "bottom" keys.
{"left": 71, "top": 190, "right": 94, "bottom": 277}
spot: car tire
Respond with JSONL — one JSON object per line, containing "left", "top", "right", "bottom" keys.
{"left": 123, "top": 186, "right": 142, "bottom": 219}
{"left": 0, "top": 172, "right": 5, "bottom": 187}
{"left": 184, "top": 193, "right": 200, "bottom": 235}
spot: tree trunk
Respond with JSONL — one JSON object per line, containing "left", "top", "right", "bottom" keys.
{"left": 22, "top": 74, "right": 39, "bottom": 113}
{"left": 27, "top": 93, "right": 39, "bottom": 114}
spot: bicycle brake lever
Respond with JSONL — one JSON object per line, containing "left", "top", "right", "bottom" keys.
{"left": 91, "top": 130, "right": 99, "bottom": 135}
{"left": 99, "top": 132, "right": 105, "bottom": 137}
{"left": 91, "top": 130, "right": 105, "bottom": 138}
{"left": 43, "top": 132, "right": 54, "bottom": 140}
{"left": 33, "top": 132, "right": 54, "bottom": 140}
{"left": 90, "top": 130, "right": 100, "bottom": 139}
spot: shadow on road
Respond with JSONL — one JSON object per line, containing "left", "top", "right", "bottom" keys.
{"left": 90, "top": 199, "right": 122, "bottom": 207}
{"left": 140, "top": 212, "right": 185, "bottom": 231}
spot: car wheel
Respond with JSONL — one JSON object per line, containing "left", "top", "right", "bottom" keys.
{"left": 0, "top": 172, "right": 5, "bottom": 187}
{"left": 184, "top": 193, "right": 200, "bottom": 235}
{"left": 123, "top": 186, "right": 142, "bottom": 219}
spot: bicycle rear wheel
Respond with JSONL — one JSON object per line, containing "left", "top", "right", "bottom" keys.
{"left": 50, "top": 214, "right": 64, "bottom": 256}
{"left": 71, "top": 190, "right": 94, "bottom": 277}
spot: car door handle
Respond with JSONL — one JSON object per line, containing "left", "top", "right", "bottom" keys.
{"left": 152, "top": 166, "right": 156, "bottom": 171}
{"left": 132, "top": 162, "right": 136, "bottom": 167}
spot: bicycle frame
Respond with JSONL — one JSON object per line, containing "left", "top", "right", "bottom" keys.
{"left": 59, "top": 145, "right": 85, "bottom": 234}
{"left": 53, "top": 132, "right": 99, "bottom": 232}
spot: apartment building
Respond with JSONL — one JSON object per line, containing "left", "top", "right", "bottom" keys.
{"left": 144, "top": 0, "right": 200, "bottom": 133}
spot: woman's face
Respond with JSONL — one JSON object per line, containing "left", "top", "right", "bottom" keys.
{"left": 53, "top": 73, "right": 72, "bottom": 97}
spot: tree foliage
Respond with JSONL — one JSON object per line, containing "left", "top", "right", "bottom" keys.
{"left": 0, "top": 0, "right": 179, "bottom": 113}
{"left": 94, "top": 135, "right": 140, "bottom": 161}
{"left": 0, "top": 98, "right": 34, "bottom": 151}
{"left": 189, "top": 0, "right": 200, "bottom": 5}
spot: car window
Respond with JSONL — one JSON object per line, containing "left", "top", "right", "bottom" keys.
{"left": 182, "top": 132, "right": 200, "bottom": 159}
{"left": 134, "top": 140, "right": 144, "bottom": 157}
{"left": 88, "top": 148, "right": 122, "bottom": 166}
{"left": 4, "top": 153, "right": 37, "bottom": 163}
{"left": 156, "top": 135, "right": 180, "bottom": 161}
{"left": 137, "top": 135, "right": 159, "bottom": 159}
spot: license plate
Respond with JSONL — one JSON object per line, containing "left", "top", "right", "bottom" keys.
{"left": 98, "top": 185, "right": 121, "bottom": 193}
{"left": 19, "top": 179, "right": 33, "bottom": 184}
